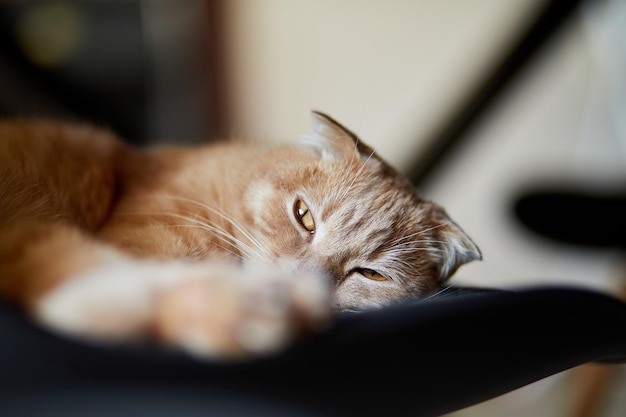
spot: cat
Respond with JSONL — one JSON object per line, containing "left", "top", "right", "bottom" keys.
{"left": 0, "top": 111, "right": 481, "bottom": 360}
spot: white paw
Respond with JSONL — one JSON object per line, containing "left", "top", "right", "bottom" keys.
{"left": 34, "top": 259, "right": 333, "bottom": 360}
{"left": 154, "top": 262, "right": 332, "bottom": 359}
{"left": 34, "top": 259, "right": 178, "bottom": 340}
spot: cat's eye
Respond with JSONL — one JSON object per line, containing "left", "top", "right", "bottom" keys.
{"left": 294, "top": 199, "right": 315, "bottom": 233}
{"left": 357, "top": 268, "right": 388, "bottom": 282}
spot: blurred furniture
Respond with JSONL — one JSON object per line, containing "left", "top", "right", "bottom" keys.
{"left": 0, "top": 1, "right": 218, "bottom": 145}
{"left": 514, "top": 186, "right": 626, "bottom": 417}
{"left": 515, "top": 187, "right": 626, "bottom": 250}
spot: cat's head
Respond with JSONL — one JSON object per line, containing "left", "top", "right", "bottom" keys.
{"left": 239, "top": 111, "right": 481, "bottom": 310}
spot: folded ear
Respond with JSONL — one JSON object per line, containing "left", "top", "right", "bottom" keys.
{"left": 426, "top": 202, "right": 482, "bottom": 282}
{"left": 299, "top": 111, "right": 376, "bottom": 161}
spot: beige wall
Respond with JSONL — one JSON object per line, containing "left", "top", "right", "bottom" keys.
{"left": 221, "top": 0, "right": 546, "bottom": 172}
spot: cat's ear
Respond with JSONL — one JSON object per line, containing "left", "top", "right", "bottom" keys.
{"left": 300, "top": 111, "right": 376, "bottom": 161}
{"left": 426, "top": 203, "right": 482, "bottom": 283}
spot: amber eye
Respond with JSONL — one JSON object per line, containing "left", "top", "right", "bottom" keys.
{"left": 358, "top": 268, "right": 388, "bottom": 282}
{"left": 294, "top": 199, "right": 315, "bottom": 233}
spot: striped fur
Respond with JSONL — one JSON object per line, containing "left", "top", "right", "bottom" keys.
{"left": 0, "top": 112, "right": 480, "bottom": 358}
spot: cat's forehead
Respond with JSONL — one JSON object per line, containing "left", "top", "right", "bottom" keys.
{"left": 318, "top": 157, "right": 423, "bottom": 214}
{"left": 321, "top": 185, "right": 427, "bottom": 236}
{"left": 313, "top": 168, "right": 429, "bottom": 239}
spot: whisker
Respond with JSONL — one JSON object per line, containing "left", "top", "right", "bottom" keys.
{"left": 338, "top": 149, "right": 376, "bottom": 202}
{"left": 165, "top": 212, "right": 265, "bottom": 261}
{"left": 390, "top": 224, "right": 446, "bottom": 246}
{"left": 418, "top": 286, "right": 453, "bottom": 302}
{"left": 117, "top": 210, "right": 264, "bottom": 261}
{"left": 336, "top": 147, "right": 359, "bottom": 202}
{"left": 384, "top": 247, "right": 446, "bottom": 254}
{"left": 152, "top": 195, "right": 272, "bottom": 258}
{"left": 394, "top": 238, "right": 454, "bottom": 250}
{"left": 166, "top": 224, "right": 245, "bottom": 260}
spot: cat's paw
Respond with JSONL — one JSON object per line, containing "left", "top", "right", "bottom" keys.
{"left": 34, "top": 259, "right": 332, "bottom": 360}
{"left": 153, "top": 262, "right": 332, "bottom": 359}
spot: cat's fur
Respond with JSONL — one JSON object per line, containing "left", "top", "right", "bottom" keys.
{"left": 0, "top": 111, "right": 480, "bottom": 359}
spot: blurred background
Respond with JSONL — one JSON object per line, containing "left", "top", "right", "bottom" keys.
{"left": 0, "top": 0, "right": 624, "bottom": 416}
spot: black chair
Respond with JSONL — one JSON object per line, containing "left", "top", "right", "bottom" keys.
{"left": 2, "top": 284, "right": 625, "bottom": 417}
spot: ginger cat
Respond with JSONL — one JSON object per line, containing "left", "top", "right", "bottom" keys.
{"left": 0, "top": 111, "right": 481, "bottom": 359}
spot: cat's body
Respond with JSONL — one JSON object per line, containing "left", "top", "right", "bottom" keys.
{"left": 0, "top": 111, "right": 480, "bottom": 359}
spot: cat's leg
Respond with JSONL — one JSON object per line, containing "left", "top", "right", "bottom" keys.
{"left": 0, "top": 222, "right": 123, "bottom": 306}
{"left": 0, "top": 222, "right": 157, "bottom": 340}
{"left": 33, "top": 257, "right": 332, "bottom": 360}
{"left": 1, "top": 222, "right": 331, "bottom": 359}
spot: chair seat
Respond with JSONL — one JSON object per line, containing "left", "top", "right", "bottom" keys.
{"left": 1, "top": 285, "right": 625, "bottom": 417}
